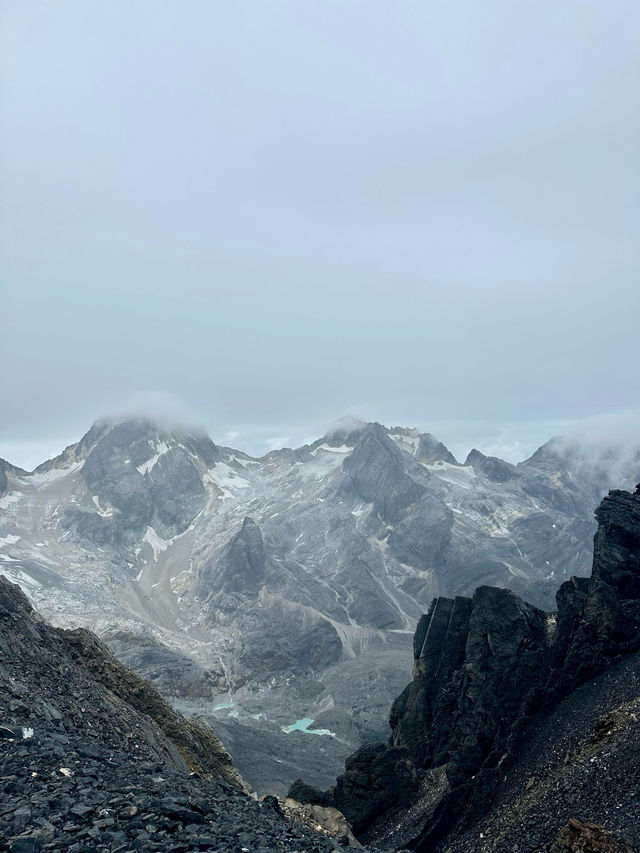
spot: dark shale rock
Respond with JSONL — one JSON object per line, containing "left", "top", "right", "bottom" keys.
{"left": 332, "top": 742, "right": 420, "bottom": 835}
{"left": 0, "top": 578, "right": 344, "bottom": 853}
{"left": 391, "top": 586, "right": 550, "bottom": 785}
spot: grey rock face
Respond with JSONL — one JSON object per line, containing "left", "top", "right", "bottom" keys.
{"left": 103, "top": 629, "right": 222, "bottom": 700}
{"left": 81, "top": 419, "right": 208, "bottom": 540}
{"left": 200, "top": 516, "right": 266, "bottom": 599}
{"left": 2, "top": 415, "right": 639, "bottom": 795}
{"left": 465, "top": 448, "right": 518, "bottom": 482}
{"left": 306, "top": 484, "right": 640, "bottom": 851}
{"left": 387, "top": 494, "right": 453, "bottom": 573}
{"left": 341, "top": 423, "right": 425, "bottom": 523}
{"left": 416, "top": 433, "right": 458, "bottom": 465}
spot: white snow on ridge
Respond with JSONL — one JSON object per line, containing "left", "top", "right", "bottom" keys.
{"left": 424, "top": 461, "right": 477, "bottom": 489}
{"left": 0, "top": 566, "right": 41, "bottom": 594}
{"left": 28, "top": 462, "right": 82, "bottom": 486}
{"left": 0, "top": 534, "right": 20, "bottom": 546}
{"left": 389, "top": 433, "right": 420, "bottom": 454}
{"left": 310, "top": 444, "right": 351, "bottom": 456}
{"left": 137, "top": 441, "right": 170, "bottom": 475}
{"left": 205, "top": 462, "right": 252, "bottom": 499}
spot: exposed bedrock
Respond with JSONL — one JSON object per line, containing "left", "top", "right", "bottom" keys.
{"left": 340, "top": 423, "right": 425, "bottom": 523}
{"left": 293, "top": 484, "right": 640, "bottom": 849}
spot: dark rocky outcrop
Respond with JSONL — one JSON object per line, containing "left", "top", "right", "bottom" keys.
{"left": 294, "top": 484, "right": 640, "bottom": 851}
{"left": 391, "top": 587, "right": 551, "bottom": 786}
{"left": 332, "top": 743, "right": 420, "bottom": 835}
{"left": 0, "top": 578, "right": 347, "bottom": 852}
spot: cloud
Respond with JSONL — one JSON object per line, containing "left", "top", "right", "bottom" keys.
{"left": 101, "top": 391, "right": 206, "bottom": 432}
{"left": 549, "top": 411, "right": 640, "bottom": 492}
{"left": 264, "top": 436, "right": 292, "bottom": 452}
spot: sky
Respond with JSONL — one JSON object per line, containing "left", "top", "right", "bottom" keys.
{"left": 1, "top": 1, "right": 639, "bottom": 469}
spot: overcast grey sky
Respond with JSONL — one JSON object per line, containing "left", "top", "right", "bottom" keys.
{"left": 1, "top": 1, "right": 639, "bottom": 468}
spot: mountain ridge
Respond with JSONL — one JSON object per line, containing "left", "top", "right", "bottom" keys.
{"left": 1, "top": 415, "right": 639, "bottom": 793}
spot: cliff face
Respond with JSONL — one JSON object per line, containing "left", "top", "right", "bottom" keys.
{"left": 390, "top": 587, "right": 551, "bottom": 787}
{"left": 295, "top": 485, "right": 640, "bottom": 849}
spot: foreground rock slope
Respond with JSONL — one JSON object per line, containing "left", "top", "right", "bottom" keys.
{"left": 293, "top": 485, "right": 640, "bottom": 851}
{"left": 0, "top": 578, "right": 354, "bottom": 852}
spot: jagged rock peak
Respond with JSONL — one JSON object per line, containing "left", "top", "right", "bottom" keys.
{"left": 415, "top": 432, "right": 458, "bottom": 465}
{"left": 222, "top": 516, "right": 266, "bottom": 595}
{"left": 341, "top": 423, "right": 425, "bottom": 522}
{"left": 0, "top": 575, "right": 34, "bottom": 616}
{"left": 465, "top": 448, "right": 519, "bottom": 482}
{"left": 593, "top": 485, "right": 640, "bottom": 592}
{"left": 34, "top": 416, "right": 219, "bottom": 475}
{"left": 199, "top": 516, "right": 266, "bottom": 599}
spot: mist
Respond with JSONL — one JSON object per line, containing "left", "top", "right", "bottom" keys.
{"left": 1, "top": 2, "right": 638, "bottom": 467}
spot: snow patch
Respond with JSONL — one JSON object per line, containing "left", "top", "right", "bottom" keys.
{"left": 29, "top": 462, "right": 82, "bottom": 486}
{"left": 0, "top": 566, "right": 41, "bottom": 595}
{"left": 0, "top": 534, "right": 20, "bottom": 546}
{"left": 310, "top": 444, "right": 352, "bottom": 456}
{"left": 424, "top": 461, "right": 477, "bottom": 489}
{"left": 205, "top": 462, "right": 251, "bottom": 499}
{"left": 92, "top": 496, "right": 114, "bottom": 517}
{"left": 143, "top": 526, "right": 171, "bottom": 562}
{"left": 137, "top": 441, "right": 170, "bottom": 475}
{"left": 389, "top": 433, "right": 420, "bottom": 454}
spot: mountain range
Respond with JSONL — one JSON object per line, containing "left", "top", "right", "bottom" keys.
{"left": 1, "top": 416, "right": 639, "bottom": 793}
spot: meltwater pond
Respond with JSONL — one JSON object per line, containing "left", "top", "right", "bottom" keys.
{"left": 212, "top": 702, "right": 234, "bottom": 711}
{"left": 281, "top": 717, "right": 335, "bottom": 737}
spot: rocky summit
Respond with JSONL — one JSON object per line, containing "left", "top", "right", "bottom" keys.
{"left": 1, "top": 417, "right": 638, "bottom": 793}
{"left": 0, "top": 578, "right": 359, "bottom": 852}
{"left": 292, "top": 485, "right": 640, "bottom": 852}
